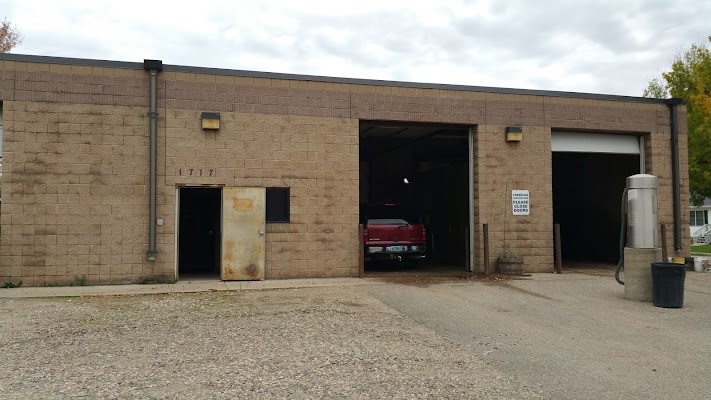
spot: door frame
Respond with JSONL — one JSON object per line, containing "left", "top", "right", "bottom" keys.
{"left": 174, "top": 184, "right": 224, "bottom": 281}
{"left": 551, "top": 134, "right": 643, "bottom": 268}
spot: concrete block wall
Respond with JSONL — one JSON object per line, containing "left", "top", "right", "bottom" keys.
{"left": 0, "top": 57, "right": 690, "bottom": 284}
{"left": 472, "top": 125, "right": 553, "bottom": 273}
{"left": 347, "top": 91, "right": 687, "bottom": 272}
{"left": 162, "top": 110, "right": 359, "bottom": 279}
{"left": 0, "top": 101, "right": 159, "bottom": 286}
{"left": 646, "top": 106, "right": 691, "bottom": 257}
{"left": 0, "top": 61, "right": 362, "bottom": 285}
{"left": 160, "top": 73, "right": 361, "bottom": 279}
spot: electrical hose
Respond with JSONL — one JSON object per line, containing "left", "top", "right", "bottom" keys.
{"left": 615, "top": 188, "right": 628, "bottom": 285}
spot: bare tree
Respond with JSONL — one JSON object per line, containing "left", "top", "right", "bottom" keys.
{"left": 0, "top": 18, "right": 23, "bottom": 53}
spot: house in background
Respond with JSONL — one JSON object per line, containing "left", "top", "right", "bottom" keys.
{"left": 690, "top": 198, "right": 711, "bottom": 244}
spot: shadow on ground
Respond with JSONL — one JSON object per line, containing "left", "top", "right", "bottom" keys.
{"left": 365, "top": 262, "right": 524, "bottom": 286}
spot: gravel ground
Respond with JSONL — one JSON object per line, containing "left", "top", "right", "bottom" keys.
{"left": 0, "top": 286, "right": 544, "bottom": 399}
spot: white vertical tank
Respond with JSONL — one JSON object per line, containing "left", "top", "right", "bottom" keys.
{"left": 626, "top": 174, "right": 658, "bottom": 248}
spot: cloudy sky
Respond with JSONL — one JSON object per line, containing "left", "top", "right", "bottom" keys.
{"left": 1, "top": 0, "right": 709, "bottom": 96}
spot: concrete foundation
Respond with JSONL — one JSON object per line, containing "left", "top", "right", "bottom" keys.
{"left": 624, "top": 247, "right": 662, "bottom": 301}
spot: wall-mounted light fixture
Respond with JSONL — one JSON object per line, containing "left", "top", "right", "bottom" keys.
{"left": 201, "top": 112, "right": 220, "bottom": 130}
{"left": 505, "top": 126, "right": 522, "bottom": 142}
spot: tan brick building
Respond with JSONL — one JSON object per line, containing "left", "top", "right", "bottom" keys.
{"left": 0, "top": 54, "right": 690, "bottom": 286}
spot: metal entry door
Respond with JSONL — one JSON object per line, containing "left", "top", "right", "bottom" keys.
{"left": 221, "top": 187, "right": 266, "bottom": 280}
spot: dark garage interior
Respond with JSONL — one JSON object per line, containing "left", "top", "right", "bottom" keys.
{"left": 359, "top": 122, "right": 471, "bottom": 270}
{"left": 552, "top": 152, "right": 640, "bottom": 264}
{"left": 178, "top": 187, "right": 222, "bottom": 278}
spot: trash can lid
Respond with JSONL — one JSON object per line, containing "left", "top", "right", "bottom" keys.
{"left": 651, "top": 262, "right": 683, "bottom": 267}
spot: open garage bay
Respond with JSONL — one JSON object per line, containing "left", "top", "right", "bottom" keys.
{"left": 359, "top": 122, "right": 472, "bottom": 272}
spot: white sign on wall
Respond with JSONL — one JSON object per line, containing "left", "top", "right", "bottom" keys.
{"left": 512, "top": 190, "right": 530, "bottom": 215}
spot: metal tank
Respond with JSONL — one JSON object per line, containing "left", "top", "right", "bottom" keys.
{"left": 626, "top": 174, "right": 658, "bottom": 248}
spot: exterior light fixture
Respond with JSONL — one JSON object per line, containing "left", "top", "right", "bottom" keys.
{"left": 201, "top": 112, "right": 220, "bottom": 130}
{"left": 505, "top": 126, "right": 523, "bottom": 142}
{"left": 403, "top": 178, "right": 410, "bottom": 184}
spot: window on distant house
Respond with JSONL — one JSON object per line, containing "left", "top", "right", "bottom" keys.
{"left": 266, "top": 187, "right": 290, "bottom": 223}
{"left": 690, "top": 210, "right": 708, "bottom": 226}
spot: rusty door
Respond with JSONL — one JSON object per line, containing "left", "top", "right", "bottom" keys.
{"left": 221, "top": 187, "right": 266, "bottom": 280}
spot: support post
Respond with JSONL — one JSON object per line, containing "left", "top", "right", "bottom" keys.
{"left": 483, "top": 224, "right": 490, "bottom": 275}
{"left": 661, "top": 224, "right": 668, "bottom": 261}
{"left": 554, "top": 223, "right": 563, "bottom": 274}
{"left": 358, "top": 224, "right": 364, "bottom": 278}
{"left": 465, "top": 226, "right": 470, "bottom": 272}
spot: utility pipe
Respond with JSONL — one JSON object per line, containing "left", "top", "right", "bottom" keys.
{"left": 358, "top": 224, "right": 364, "bottom": 278}
{"left": 661, "top": 224, "right": 668, "bottom": 261}
{"left": 554, "top": 223, "right": 563, "bottom": 274}
{"left": 144, "top": 60, "right": 162, "bottom": 260}
{"left": 483, "top": 224, "right": 489, "bottom": 275}
{"left": 668, "top": 98, "right": 683, "bottom": 252}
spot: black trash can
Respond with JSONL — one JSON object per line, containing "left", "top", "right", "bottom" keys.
{"left": 651, "top": 262, "right": 686, "bottom": 308}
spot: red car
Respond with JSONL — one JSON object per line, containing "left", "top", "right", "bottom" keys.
{"left": 361, "top": 204, "right": 427, "bottom": 266}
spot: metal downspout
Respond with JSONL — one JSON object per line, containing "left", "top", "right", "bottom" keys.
{"left": 669, "top": 98, "right": 683, "bottom": 252}
{"left": 144, "top": 60, "right": 162, "bottom": 260}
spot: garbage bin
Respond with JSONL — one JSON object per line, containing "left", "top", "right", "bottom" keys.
{"left": 651, "top": 262, "right": 686, "bottom": 308}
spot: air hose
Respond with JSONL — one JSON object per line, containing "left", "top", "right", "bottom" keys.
{"left": 615, "top": 188, "right": 628, "bottom": 285}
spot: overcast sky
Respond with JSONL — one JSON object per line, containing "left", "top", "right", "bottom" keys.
{"left": 1, "top": 0, "right": 709, "bottom": 96}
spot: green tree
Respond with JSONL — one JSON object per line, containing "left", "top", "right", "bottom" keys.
{"left": 0, "top": 17, "right": 22, "bottom": 53}
{"left": 645, "top": 37, "right": 711, "bottom": 206}
{"left": 642, "top": 77, "right": 668, "bottom": 99}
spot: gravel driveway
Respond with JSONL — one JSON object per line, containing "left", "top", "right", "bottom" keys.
{"left": 0, "top": 287, "right": 543, "bottom": 399}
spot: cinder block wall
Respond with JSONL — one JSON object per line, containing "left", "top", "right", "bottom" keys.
{"left": 647, "top": 106, "right": 692, "bottom": 257}
{"left": 161, "top": 74, "right": 361, "bottom": 279}
{"left": 472, "top": 125, "right": 553, "bottom": 273}
{"left": 0, "top": 58, "right": 690, "bottom": 285}
{"left": 0, "top": 62, "right": 361, "bottom": 285}
{"left": 0, "top": 100, "right": 160, "bottom": 286}
{"left": 346, "top": 91, "right": 688, "bottom": 272}
{"left": 162, "top": 111, "right": 359, "bottom": 279}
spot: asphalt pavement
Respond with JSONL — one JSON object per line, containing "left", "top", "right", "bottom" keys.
{"left": 364, "top": 270, "right": 711, "bottom": 400}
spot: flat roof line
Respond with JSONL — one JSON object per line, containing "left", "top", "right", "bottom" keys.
{"left": 1, "top": 53, "right": 144, "bottom": 70}
{"left": 1, "top": 53, "right": 675, "bottom": 104}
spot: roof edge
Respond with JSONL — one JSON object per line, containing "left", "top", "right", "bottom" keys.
{"left": 0, "top": 52, "right": 674, "bottom": 104}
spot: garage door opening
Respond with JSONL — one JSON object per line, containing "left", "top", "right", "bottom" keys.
{"left": 359, "top": 122, "right": 472, "bottom": 273}
{"left": 178, "top": 187, "right": 222, "bottom": 279}
{"left": 552, "top": 132, "right": 642, "bottom": 266}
